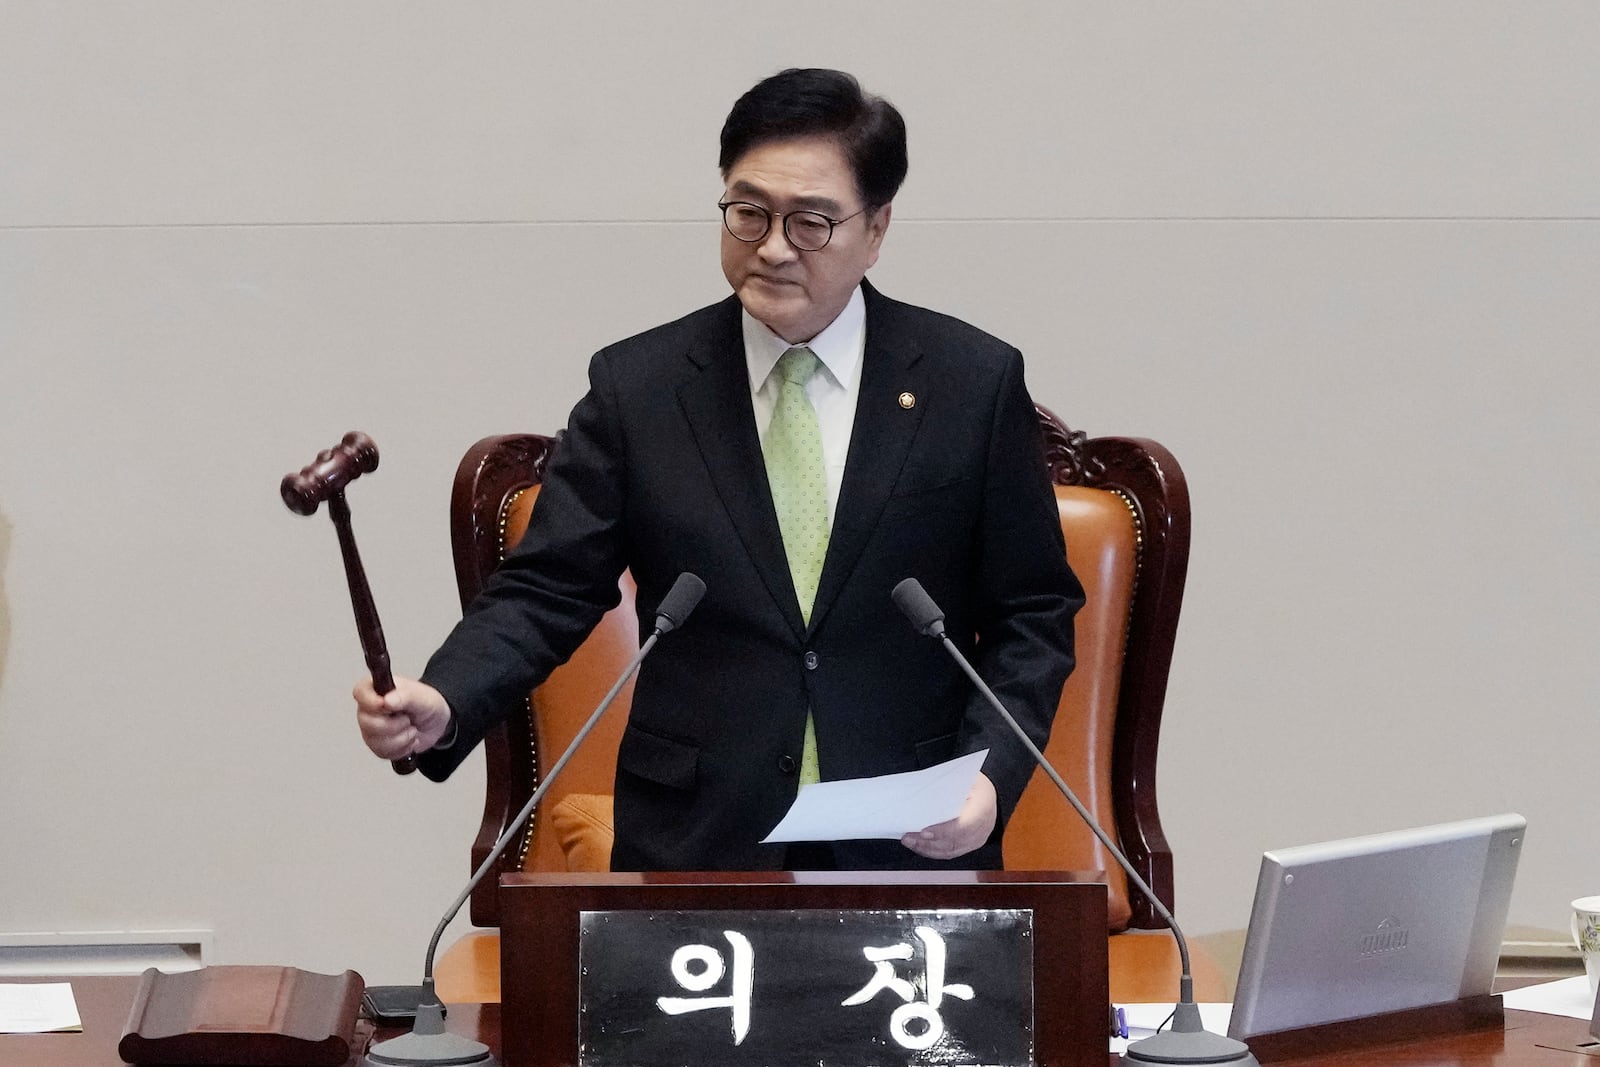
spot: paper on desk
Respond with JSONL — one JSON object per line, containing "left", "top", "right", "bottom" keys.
{"left": 761, "top": 749, "right": 988, "bottom": 843}
{"left": 1500, "top": 975, "right": 1600, "bottom": 1020}
{"left": 0, "top": 982, "right": 83, "bottom": 1033}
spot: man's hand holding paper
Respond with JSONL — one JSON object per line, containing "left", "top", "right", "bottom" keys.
{"left": 761, "top": 750, "right": 992, "bottom": 848}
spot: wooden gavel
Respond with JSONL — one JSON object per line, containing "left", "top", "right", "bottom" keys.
{"left": 281, "top": 432, "right": 416, "bottom": 775}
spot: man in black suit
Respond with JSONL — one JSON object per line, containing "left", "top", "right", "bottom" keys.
{"left": 355, "top": 68, "right": 1083, "bottom": 871}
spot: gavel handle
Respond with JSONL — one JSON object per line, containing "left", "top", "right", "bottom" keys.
{"left": 329, "top": 492, "right": 417, "bottom": 775}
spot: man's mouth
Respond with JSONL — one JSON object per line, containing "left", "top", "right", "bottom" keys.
{"left": 750, "top": 274, "right": 797, "bottom": 288}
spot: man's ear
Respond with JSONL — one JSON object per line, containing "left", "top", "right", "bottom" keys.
{"left": 869, "top": 202, "right": 893, "bottom": 242}
{"left": 864, "top": 202, "right": 892, "bottom": 269}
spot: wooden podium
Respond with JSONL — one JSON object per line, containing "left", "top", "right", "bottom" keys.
{"left": 496, "top": 870, "right": 1110, "bottom": 1067}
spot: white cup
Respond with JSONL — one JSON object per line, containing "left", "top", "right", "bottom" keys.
{"left": 1574, "top": 895, "right": 1600, "bottom": 997}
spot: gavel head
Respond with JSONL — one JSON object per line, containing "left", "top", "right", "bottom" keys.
{"left": 280, "top": 431, "right": 381, "bottom": 515}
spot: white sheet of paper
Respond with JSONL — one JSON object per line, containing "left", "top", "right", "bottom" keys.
{"left": 0, "top": 982, "right": 83, "bottom": 1033}
{"left": 1500, "top": 975, "right": 1600, "bottom": 1020}
{"left": 761, "top": 749, "right": 988, "bottom": 843}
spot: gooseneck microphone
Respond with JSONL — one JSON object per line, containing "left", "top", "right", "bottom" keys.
{"left": 364, "top": 572, "right": 708, "bottom": 1067}
{"left": 890, "top": 578, "right": 1257, "bottom": 1067}
{"left": 651, "top": 572, "right": 706, "bottom": 635}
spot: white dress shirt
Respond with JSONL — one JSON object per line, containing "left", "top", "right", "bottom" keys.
{"left": 743, "top": 285, "right": 866, "bottom": 527}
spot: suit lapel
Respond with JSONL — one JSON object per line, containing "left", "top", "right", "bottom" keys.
{"left": 809, "top": 285, "right": 927, "bottom": 634}
{"left": 675, "top": 297, "right": 809, "bottom": 638}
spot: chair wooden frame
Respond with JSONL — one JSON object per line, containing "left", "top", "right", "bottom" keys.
{"left": 1033, "top": 408, "right": 1190, "bottom": 928}
{"left": 447, "top": 407, "right": 1189, "bottom": 930}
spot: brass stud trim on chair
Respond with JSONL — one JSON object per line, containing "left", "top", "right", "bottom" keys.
{"left": 1111, "top": 487, "right": 1144, "bottom": 647}
{"left": 499, "top": 487, "right": 540, "bottom": 875}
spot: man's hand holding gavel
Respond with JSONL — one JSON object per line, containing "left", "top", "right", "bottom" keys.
{"left": 352, "top": 675, "right": 455, "bottom": 761}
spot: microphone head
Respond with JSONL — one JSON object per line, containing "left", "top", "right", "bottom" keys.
{"left": 653, "top": 572, "right": 707, "bottom": 635}
{"left": 891, "top": 578, "right": 946, "bottom": 638}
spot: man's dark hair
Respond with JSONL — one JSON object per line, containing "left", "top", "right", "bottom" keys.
{"left": 719, "top": 68, "right": 908, "bottom": 210}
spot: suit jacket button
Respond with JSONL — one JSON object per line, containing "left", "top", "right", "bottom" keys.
{"left": 804, "top": 651, "right": 819, "bottom": 670}
{"left": 777, "top": 755, "right": 798, "bottom": 775}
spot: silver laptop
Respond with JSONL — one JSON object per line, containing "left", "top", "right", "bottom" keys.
{"left": 1228, "top": 813, "right": 1525, "bottom": 1040}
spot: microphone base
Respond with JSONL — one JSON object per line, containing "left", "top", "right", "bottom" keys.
{"left": 363, "top": 998, "right": 497, "bottom": 1067}
{"left": 363, "top": 1033, "right": 497, "bottom": 1067}
{"left": 1121, "top": 1001, "right": 1258, "bottom": 1065}
{"left": 1121, "top": 1030, "right": 1259, "bottom": 1065}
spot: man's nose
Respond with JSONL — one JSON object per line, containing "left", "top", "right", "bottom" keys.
{"left": 756, "top": 221, "right": 799, "bottom": 263}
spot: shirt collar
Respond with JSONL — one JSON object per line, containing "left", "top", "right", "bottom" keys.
{"left": 743, "top": 285, "right": 866, "bottom": 393}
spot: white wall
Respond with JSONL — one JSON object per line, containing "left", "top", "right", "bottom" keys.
{"left": 2, "top": 2, "right": 1596, "bottom": 984}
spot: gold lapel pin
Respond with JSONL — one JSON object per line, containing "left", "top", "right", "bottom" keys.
{"left": 898, "top": 392, "right": 916, "bottom": 409}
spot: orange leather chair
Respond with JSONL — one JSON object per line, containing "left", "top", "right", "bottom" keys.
{"left": 435, "top": 407, "right": 1219, "bottom": 1003}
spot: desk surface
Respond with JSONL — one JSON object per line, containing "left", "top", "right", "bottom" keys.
{"left": 4, "top": 974, "right": 1596, "bottom": 1066}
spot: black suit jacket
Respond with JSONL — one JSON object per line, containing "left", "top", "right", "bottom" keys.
{"left": 418, "top": 281, "right": 1084, "bottom": 871}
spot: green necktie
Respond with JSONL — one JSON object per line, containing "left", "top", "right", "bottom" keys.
{"left": 763, "top": 346, "right": 827, "bottom": 786}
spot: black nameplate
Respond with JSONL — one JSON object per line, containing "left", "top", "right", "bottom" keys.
{"left": 578, "top": 908, "right": 1033, "bottom": 1067}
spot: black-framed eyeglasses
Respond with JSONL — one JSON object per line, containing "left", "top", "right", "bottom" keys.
{"left": 718, "top": 200, "right": 868, "bottom": 252}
